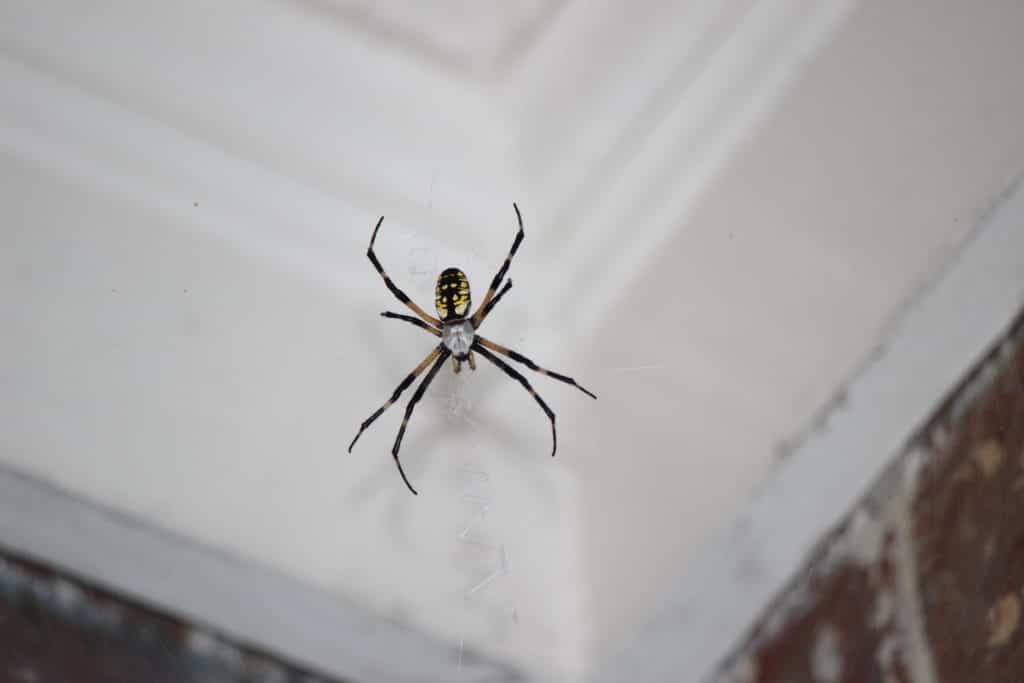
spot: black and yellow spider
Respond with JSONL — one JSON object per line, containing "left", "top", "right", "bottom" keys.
{"left": 348, "top": 203, "right": 597, "bottom": 495}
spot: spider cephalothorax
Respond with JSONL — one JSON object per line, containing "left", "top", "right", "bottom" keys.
{"left": 349, "top": 204, "right": 596, "bottom": 495}
{"left": 441, "top": 318, "right": 475, "bottom": 368}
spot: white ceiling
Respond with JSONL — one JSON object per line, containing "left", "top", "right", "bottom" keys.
{"left": 2, "top": 0, "right": 1024, "bottom": 681}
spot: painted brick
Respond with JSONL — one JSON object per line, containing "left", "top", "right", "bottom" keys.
{"left": 912, "top": 332, "right": 1024, "bottom": 682}
{"left": 718, "top": 314, "right": 1024, "bottom": 683}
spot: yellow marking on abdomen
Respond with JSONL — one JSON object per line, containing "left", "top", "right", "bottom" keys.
{"left": 435, "top": 268, "right": 472, "bottom": 320}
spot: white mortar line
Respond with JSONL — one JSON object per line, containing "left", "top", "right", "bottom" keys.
{"left": 893, "top": 448, "right": 939, "bottom": 683}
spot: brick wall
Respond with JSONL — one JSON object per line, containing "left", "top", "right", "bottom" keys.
{"left": 715, "top": 313, "right": 1024, "bottom": 683}
{"left": 0, "top": 551, "right": 343, "bottom": 683}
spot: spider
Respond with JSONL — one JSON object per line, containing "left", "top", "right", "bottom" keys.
{"left": 348, "top": 203, "right": 597, "bottom": 495}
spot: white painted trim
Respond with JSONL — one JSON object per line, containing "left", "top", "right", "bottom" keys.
{"left": 594, "top": 176, "right": 1024, "bottom": 683}
{"left": 541, "top": 0, "right": 857, "bottom": 338}
{"left": 0, "top": 464, "right": 521, "bottom": 683}
{"left": 0, "top": 0, "right": 853, "bottom": 337}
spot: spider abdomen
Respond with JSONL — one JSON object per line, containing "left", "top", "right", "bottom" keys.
{"left": 442, "top": 320, "right": 475, "bottom": 360}
{"left": 435, "top": 267, "right": 472, "bottom": 321}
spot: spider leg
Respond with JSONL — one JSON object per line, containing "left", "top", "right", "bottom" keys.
{"left": 392, "top": 348, "right": 451, "bottom": 495}
{"left": 471, "top": 203, "right": 524, "bottom": 328}
{"left": 349, "top": 345, "right": 443, "bottom": 453}
{"left": 366, "top": 216, "right": 441, "bottom": 327}
{"left": 472, "top": 342, "right": 558, "bottom": 457}
{"left": 380, "top": 311, "right": 441, "bottom": 337}
{"left": 472, "top": 279, "right": 513, "bottom": 329}
{"left": 475, "top": 336, "right": 597, "bottom": 399}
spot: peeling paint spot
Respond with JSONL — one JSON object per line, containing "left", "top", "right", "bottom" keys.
{"left": 987, "top": 593, "right": 1021, "bottom": 648}
{"left": 810, "top": 624, "right": 843, "bottom": 682}
{"left": 972, "top": 439, "right": 1005, "bottom": 478}
{"left": 52, "top": 579, "right": 83, "bottom": 611}
{"left": 983, "top": 537, "right": 996, "bottom": 563}
{"left": 931, "top": 423, "right": 951, "bottom": 452}
{"left": 871, "top": 589, "right": 895, "bottom": 629}
{"left": 845, "top": 509, "right": 885, "bottom": 568}
{"left": 185, "top": 628, "right": 243, "bottom": 669}
{"left": 9, "top": 666, "right": 39, "bottom": 683}
{"left": 875, "top": 632, "right": 900, "bottom": 675}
